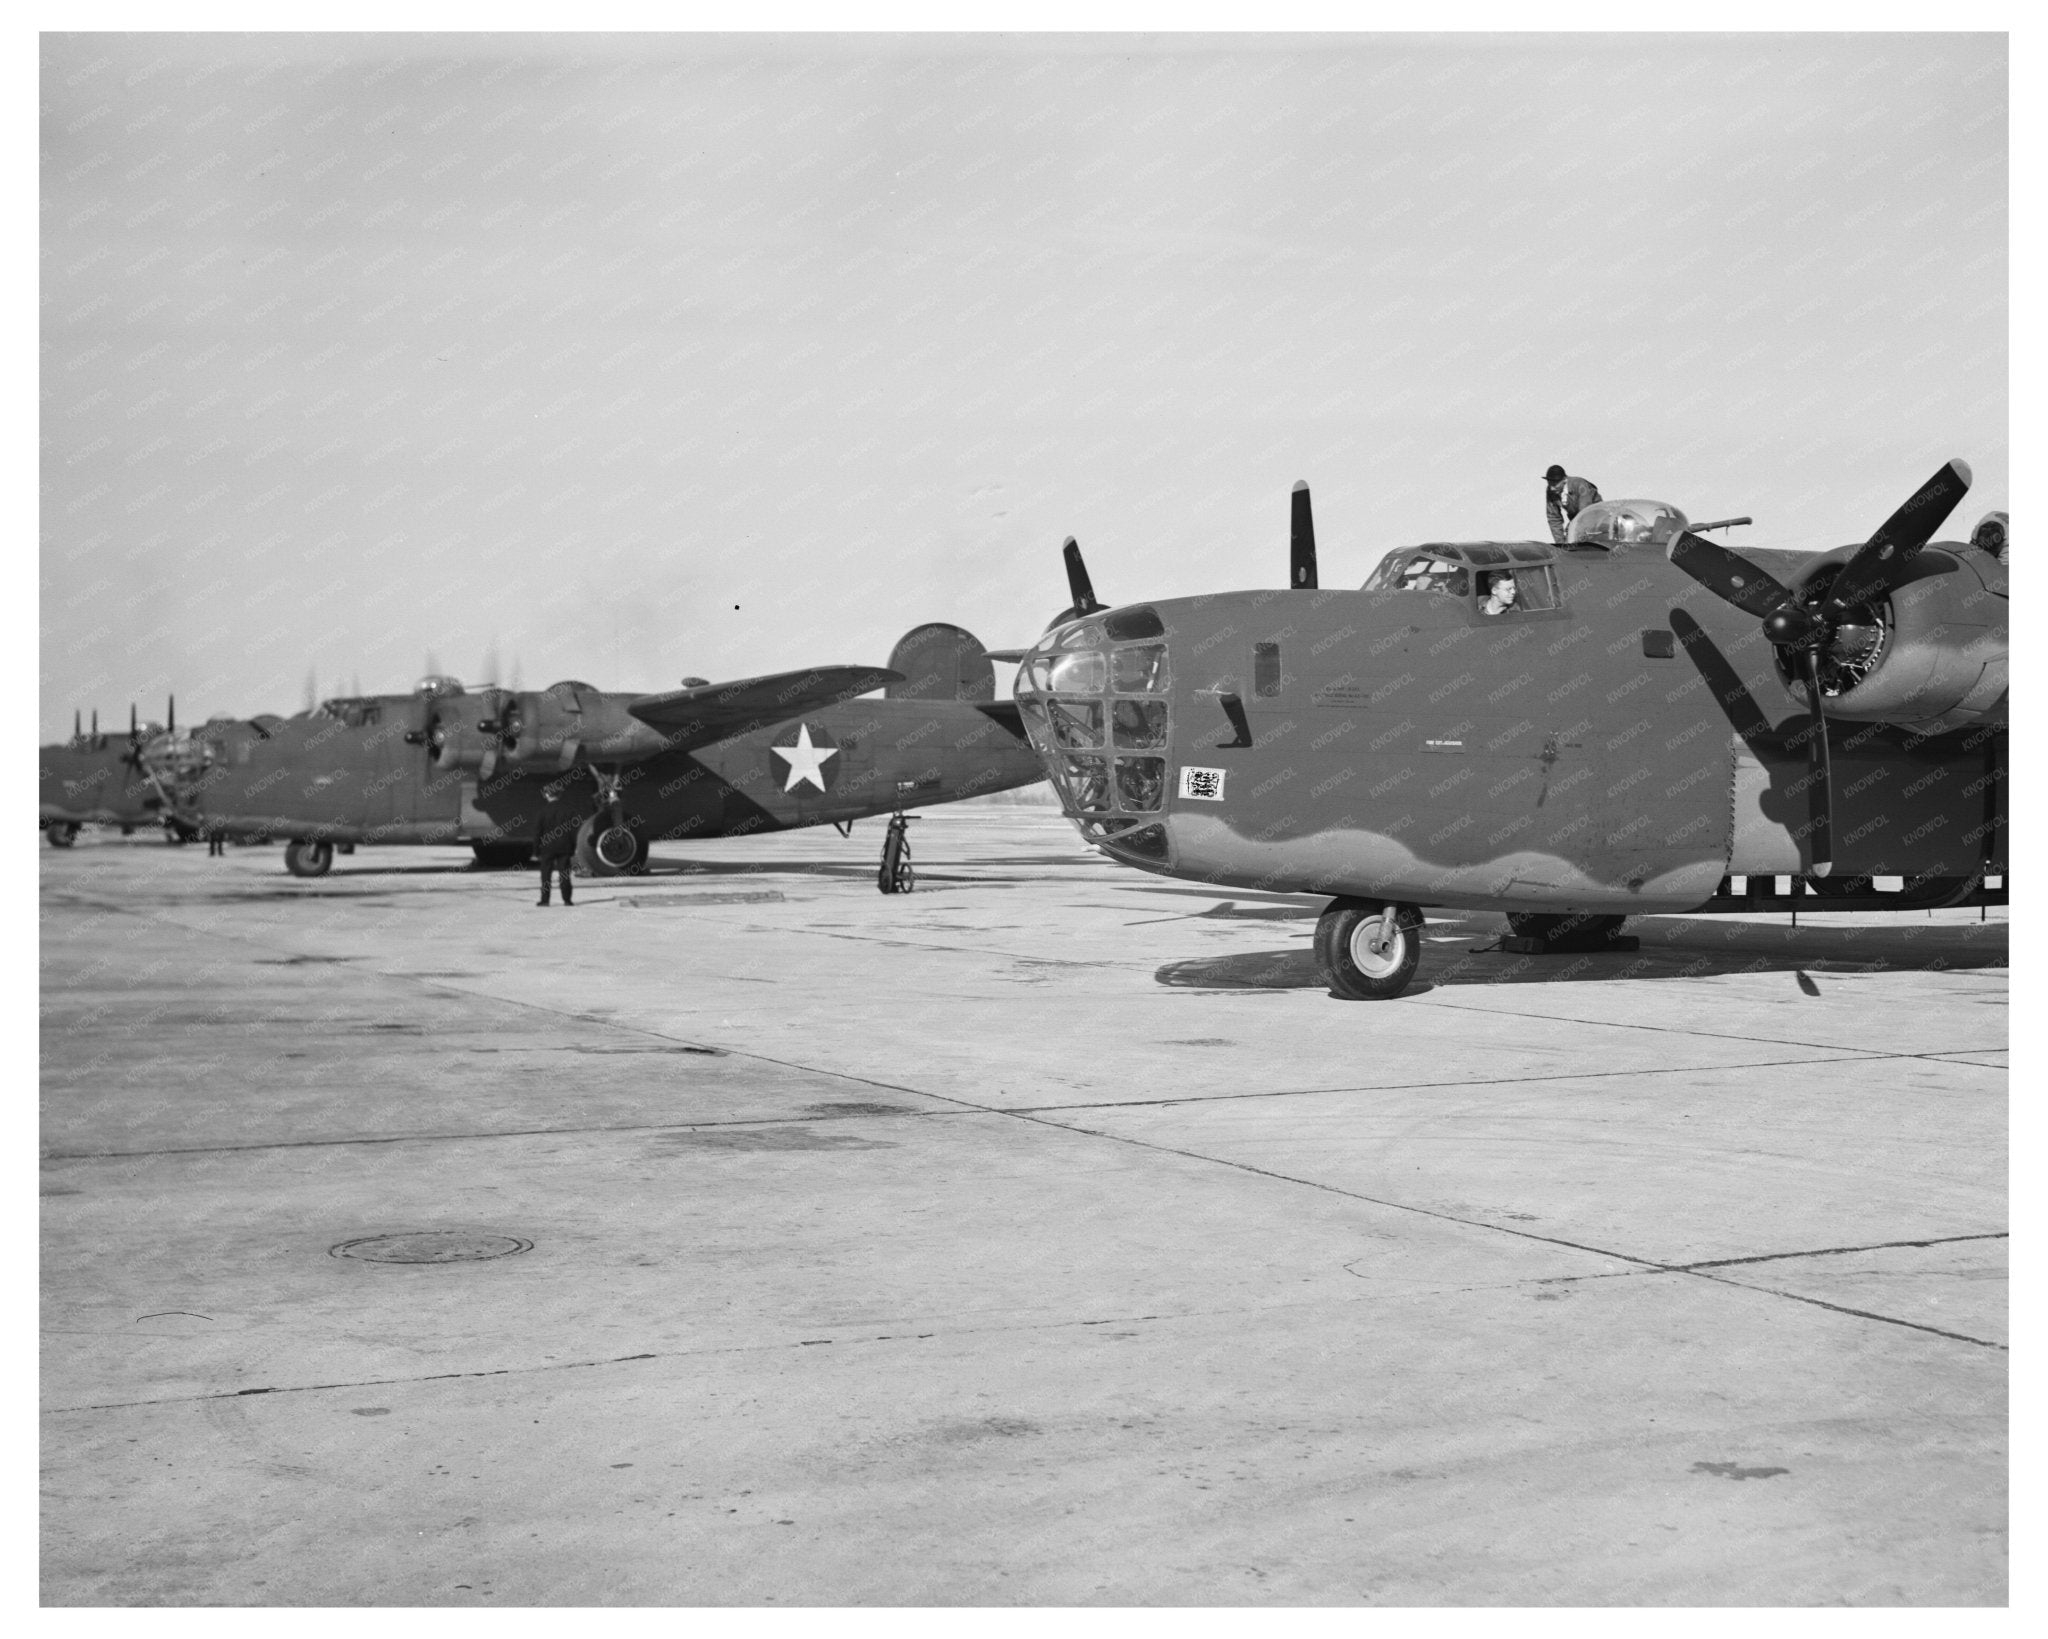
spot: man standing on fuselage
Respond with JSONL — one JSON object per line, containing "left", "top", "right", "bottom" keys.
{"left": 1544, "top": 464, "right": 1602, "bottom": 544}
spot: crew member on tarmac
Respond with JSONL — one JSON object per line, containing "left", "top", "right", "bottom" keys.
{"left": 534, "top": 798, "right": 578, "bottom": 908}
{"left": 1544, "top": 464, "right": 1602, "bottom": 544}
{"left": 206, "top": 831, "right": 225, "bottom": 857}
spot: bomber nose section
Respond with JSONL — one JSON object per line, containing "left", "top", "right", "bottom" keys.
{"left": 1013, "top": 604, "right": 1176, "bottom": 866}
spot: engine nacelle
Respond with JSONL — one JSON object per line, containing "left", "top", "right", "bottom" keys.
{"left": 496, "top": 684, "right": 585, "bottom": 771}
{"left": 1789, "top": 544, "right": 2007, "bottom": 733}
{"left": 496, "top": 683, "right": 671, "bottom": 771}
{"left": 426, "top": 687, "right": 515, "bottom": 775}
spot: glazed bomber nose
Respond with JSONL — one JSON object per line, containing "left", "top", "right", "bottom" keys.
{"left": 1013, "top": 606, "right": 1176, "bottom": 862}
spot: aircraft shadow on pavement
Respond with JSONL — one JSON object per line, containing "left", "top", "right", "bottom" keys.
{"left": 1155, "top": 917, "right": 2008, "bottom": 993}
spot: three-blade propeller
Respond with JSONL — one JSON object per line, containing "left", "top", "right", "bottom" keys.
{"left": 1666, "top": 458, "right": 1972, "bottom": 874}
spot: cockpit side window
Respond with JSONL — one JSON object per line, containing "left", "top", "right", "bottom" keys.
{"left": 1475, "top": 565, "right": 1560, "bottom": 615}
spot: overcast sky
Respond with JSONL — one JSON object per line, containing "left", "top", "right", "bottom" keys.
{"left": 40, "top": 32, "right": 2006, "bottom": 739}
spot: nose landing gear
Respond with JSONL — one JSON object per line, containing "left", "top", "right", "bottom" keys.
{"left": 1315, "top": 897, "right": 1423, "bottom": 1000}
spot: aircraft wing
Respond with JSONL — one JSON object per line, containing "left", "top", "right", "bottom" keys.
{"left": 626, "top": 665, "right": 902, "bottom": 746}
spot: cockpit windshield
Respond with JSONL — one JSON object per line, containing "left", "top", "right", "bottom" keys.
{"left": 1364, "top": 553, "right": 1468, "bottom": 597}
{"left": 1565, "top": 499, "right": 1690, "bottom": 549}
{"left": 1362, "top": 543, "right": 1561, "bottom": 613}
{"left": 317, "top": 697, "right": 384, "bottom": 728}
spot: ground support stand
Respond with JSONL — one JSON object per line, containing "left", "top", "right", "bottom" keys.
{"left": 879, "top": 810, "right": 917, "bottom": 895}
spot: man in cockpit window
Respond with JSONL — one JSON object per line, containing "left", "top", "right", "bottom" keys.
{"left": 1479, "top": 571, "right": 1519, "bottom": 616}
{"left": 1544, "top": 464, "right": 1602, "bottom": 544}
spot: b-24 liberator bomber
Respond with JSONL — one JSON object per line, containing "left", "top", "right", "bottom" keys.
{"left": 1012, "top": 461, "right": 2006, "bottom": 998}
{"left": 165, "top": 624, "right": 1044, "bottom": 884}
{"left": 40, "top": 703, "right": 196, "bottom": 847}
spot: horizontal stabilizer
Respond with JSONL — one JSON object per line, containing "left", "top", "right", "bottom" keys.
{"left": 628, "top": 665, "right": 902, "bottom": 744}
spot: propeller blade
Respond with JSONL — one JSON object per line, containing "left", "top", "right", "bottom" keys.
{"left": 1797, "top": 648, "right": 1833, "bottom": 877}
{"left": 1820, "top": 457, "right": 1973, "bottom": 617}
{"left": 1062, "top": 537, "right": 1105, "bottom": 616}
{"left": 90, "top": 709, "right": 98, "bottom": 742}
{"left": 129, "top": 703, "right": 139, "bottom": 739}
{"left": 166, "top": 695, "right": 175, "bottom": 735}
{"left": 1667, "top": 531, "right": 1796, "bottom": 618}
{"left": 73, "top": 709, "right": 81, "bottom": 740}
{"left": 982, "top": 649, "right": 1029, "bottom": 663}
{"left": 1290, "top": 481, "right": 1317, "bottom": 590}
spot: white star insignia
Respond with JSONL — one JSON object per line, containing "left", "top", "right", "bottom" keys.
{"left": 769, "top": 722, "right": 837, "bottom": 793}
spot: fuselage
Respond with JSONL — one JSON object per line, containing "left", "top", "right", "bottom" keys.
{"left": 1015, "top": 535, "right": 2006, "bottom": 913}
{"left": 166, "top": 693, "right": 1043, "bottom": 846}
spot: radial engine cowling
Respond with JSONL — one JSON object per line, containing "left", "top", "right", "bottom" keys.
{"left": 1790, "top": 544, "right": 2007, "bottom": 734}
{"left": 495, "top": 683, "right": 670, "bottom": 771}
{"left": 496, "top": 684, "right": 586, "bottom": 772}
{"left": 426, "top": 688, "right": 516, "bottom": 775}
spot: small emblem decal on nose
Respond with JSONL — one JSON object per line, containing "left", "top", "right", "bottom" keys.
{"left": 1179, "top": 766, "right": 1226, "bottom": 801}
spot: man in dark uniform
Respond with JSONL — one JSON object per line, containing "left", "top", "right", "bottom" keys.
{"left": 1544, "top": 464, "right": 1602, "bottom": 544}
{"left": 1970, "top": 510, "right": 2008, "bottom": 565}
{"left": 534, "top": 800, "right": 578, "bottom": 907}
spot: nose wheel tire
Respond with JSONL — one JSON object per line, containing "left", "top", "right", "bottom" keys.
{"left": 46, "top": 823, "right": 79, "bottom": 848}
{"left": 1315, "top": 898, "right": 1422, "bottom": 1000}
{"left": 283, "top": 840, "right": 334, "bottom": 878}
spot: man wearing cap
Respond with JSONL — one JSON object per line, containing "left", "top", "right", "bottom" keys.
{"left": 1970, "top": 511, "right": 2008, "bottom": 566}
{"left": 1544, "top": 464, "right": 1602, "bottom": 544}
{"left": 534, "top": 788, "right": 579, "bottom": 907}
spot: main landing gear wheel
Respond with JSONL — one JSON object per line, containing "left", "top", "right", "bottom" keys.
{"left": 45, "top": 823, "right": 79, "bottom": 848}
{"left": 878, "top": 813, "right": 917, "bottom": 894}
{"left": 283, "top": 840, "right": 334, "bottom": 878}
{"left": 1315, "top": 898, "right": 1422, "bottom": 1001}
{"left": 577, "top": 815, "right": 650, "bottom": 877}
{"left": 1504, "top": 912, "right": 1626, "bottom": 945}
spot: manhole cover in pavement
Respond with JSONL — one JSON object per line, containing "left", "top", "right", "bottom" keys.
{"left": 330, "top": 1232, "right": 533, "bottom": 1264}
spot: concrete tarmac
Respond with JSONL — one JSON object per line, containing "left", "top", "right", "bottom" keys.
{"left": 40, "top": 811, "right": 2007, "bottom": 1605}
